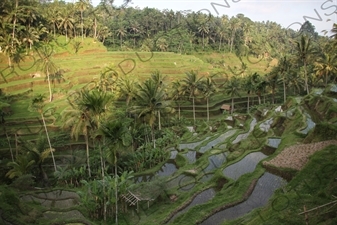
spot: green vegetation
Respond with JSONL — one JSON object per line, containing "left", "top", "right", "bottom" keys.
{"left": 1, "top": 0, "right": 337, "bottom": 224}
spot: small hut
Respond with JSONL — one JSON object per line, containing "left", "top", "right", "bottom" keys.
{"left": 220, "top": 104, "right": 231, "bottom": 112}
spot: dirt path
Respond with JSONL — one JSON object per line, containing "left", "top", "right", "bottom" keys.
{"left": 263, "top": 140, "right": 337, "bottom": 170}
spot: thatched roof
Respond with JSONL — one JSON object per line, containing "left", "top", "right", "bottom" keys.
{"left": 220, "top": 104, "right": 231, "bottom": 111}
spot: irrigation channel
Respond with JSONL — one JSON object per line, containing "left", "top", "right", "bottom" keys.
{"left": 132, "top": 115, "right": 300, "bottom": 224}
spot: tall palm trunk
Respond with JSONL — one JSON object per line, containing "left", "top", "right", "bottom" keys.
{"left": 11, "top": 0, "right": 19, "bottom": 49}
{"left": 206, "top": 97, "right": 209, "bottom": 122}
{"left": 115, "top": 150, "right": 118, "bottom": 225}
{"left": 94, "top": 17, "right": 97, "bottom": 39}
{"left": 41, "top": 112, "right": 56, "bottom": 172}
{"left": 192, "top": 96, "right": 196, "bottom": 125}
{"left": 158, "top": 111, "right": 161, "bottom": 130}
{"left": 99, "top": 143, "right": 106, "bottom": 221}
{"left": 47, "top": 68, "right": 53, "bottom": 102}
{"left": 84, "top": 130, "right": 91, "bottom": 177}
{"left": 4, "top": 129, "right": 14, "bottom": 162}
{"left": 304, "top": 61, "right": 309, "bottom": 95}
{"left": 81, "top": 10, "right": 84, "bottom": 41}
{"left": 283, "top": 74, "right": 287, "bottom": 103}
{"left": 247, "top": 95, "right": 250, "bottom": 113}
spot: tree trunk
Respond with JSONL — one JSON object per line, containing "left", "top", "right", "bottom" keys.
{"left": 304, "top": 61, "right": 309, "bottom": 95}
{"left": 283, "top": 75, "right": 286, "bottom": 103}
{"left": 47, "top": 68, "right": 53, "bottom": 102}
{"left": 85, "top": 131, "right": 91, "bottom": 177}
{"left": 81, "top": 11, "right": 84, "bottom": 41}
{"left": 11, "top": 0, "right": 19, "bottom": 49}
{"left": 94, "top": 17, "right": 97, "bottom": 39}
{"left": 206, "top": 98, "right": 209, "bottom": 122}
{"left": 192, "top": 97, "right": 196, "bottom": 125}
{"left": 178, "top": 104, "right": 180, "bottom": 120}
{"left": 4, "top": 129, "right": 14, "bottom": 162}
{"left": 115, "top": 150, "right": 118, "bottom": 225}
{"left": 41, "top": 112, "right": 56, "bottom": 172}
{"left": 247, "top": 95, "right": 250, "bottom": 113}
{"left": 158, "top": 111, "right": 161, "bottom": 130}
{"left": 99, "top": 143, "right": 107, "bottom": 222}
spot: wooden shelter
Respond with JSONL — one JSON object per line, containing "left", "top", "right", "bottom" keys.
{"left": 220, "top": 104, "right": 231, "bottom": 112}
{"left": 121, "top": 191, "right": 154, "bottom": 212}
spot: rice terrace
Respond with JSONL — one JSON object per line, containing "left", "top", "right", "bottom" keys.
{"left": 1, "top": 0, "right": 337, "bottom": 225}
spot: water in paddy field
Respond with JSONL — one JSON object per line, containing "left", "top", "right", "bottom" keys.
{"left": 200, "top": 172, "right": 287, "bottom": 225}
{"left": 267, "top": 138, "right": 281, "bottom": 148}
{"left": 156, "top": 162, "right": 178, "bottom": 177}
{"left": 179, "top": 137, "right": 211, "bottom": 150}
{"left": 199, "top": 130, "right": 237, "bottom": 153}
{"left": 184, "top": 150, "right": 196, "bottom": 163}
{"left": 259, "top": 118, "right": 273, "bottom": 132}
{"left": 168, "top": 188, "right": 216, "bottom": 223}
{"left": 204, "top": 153, "right": 227, "bottom": 172}
{"left": 232, "top": 118, "right": 257, "bottom": 144}
{"left": 298, "top": 112, "right": 315, "bottom": 135}
{"left": 223, "top": 152, "right": 267, "bottom": 181}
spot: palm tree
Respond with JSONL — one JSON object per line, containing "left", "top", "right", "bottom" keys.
{"left": 21, "top": 27, "right": 39, "bottom": 54}
{"left": 31, "top": 94, "right": 57, "bottom": 172}
{"left": 130, "top": 75, "right": 172, "bottom": 147}
{"left": 170, "top": 80, "right": 185, "bottom": 120}
{"left": 100, "top": 120, "right": 131, "bottom": 225}
{"left": 266, "top": 69, "right": 280, "bottom": 104}
{"left": 254, "top": 75, "right": 268, "bottom": 105}
{"left": 6, "top": 155, "right": 35, "bottom": 179}
{"left": 314, "top": 52, "right": 337, "bottom": 86}
{"left": 76, "top": 0, "right": 90, "bottom": 40}
{"left": 296, "top": 35, "right": 313, "bottom": 95}
{"left": 96, "top": 65, "right": 119, "bottom": 92}
{"left": 181, "top": 70, "right": 204, "bottom": 124}
{"left": 278, "top": 56, "right": 291, "bottom": 103}
{"left": 244, "top": 73, "right": 256, "bottom": 113}
{"left": 116, "top": 26, "right": 126, "bottom": 48}
{"left": 117, "top": 76, "right": 137, "bottom": 107}
{"left": 201, "top": 76, "right": 217, "bottom": 122}
{"left": 198, "top": 24, "right": 209, "bottom": 50}
{"left": 35, "top": 45, "right": 59, "bottom": 102}
{"left": 21, "top": 136, "right": 54, "bottom": 183}
{"left": 62, "top": 100, "right": 92, "bottom": 177}
{"left": 58, "top": 7, "right": 75, "bottom": 42}
{"left": 63, "top": 89, "right": 111, "bottom": 177}
{"left": 229, "top": 17, "right": 241, "bottom": 53}
{"left": 226, "top": 76, "right": 241, "bottom": 114}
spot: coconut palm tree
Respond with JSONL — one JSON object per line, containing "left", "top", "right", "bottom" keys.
{"left": 201, "top": 76, "right": 217, "bottom": 122}
{"left": 226, "top": 76, "right": 241, "bottom": 114}
{"left": 96, "top": 65, "right": 119, "bottom": 92}
{"left": 130, "top": 74, "right": 172, "bottom": 147}
{"left": 170, "top": 80, "right": 185, "bottom": 120}
{"left": 296, "top": 35, "right": 313, "bottom": 95}
{"left": 244, "top": 73, "right": 256, "bottom": 113}
{"left": 116, "top": 26, "right": 126, "bottom": 48}
{"left": 35, "top": 45, "right": 60, "bottom": 102}
{"left": 117, "top": 75, "right": 137, "bottom": 107}
{"left": 58, "top": 6, "right": 75, "bottom": 42}
{"left": 76, "top": 0, "right": 91, "bottom": 40}
{"left": 181, "top": 70, "right": 204, "bottom": 124}
{"left": 278, "top": 56, "right": 291, "bottom": 103}
{"left": 314, "top": 52, "right": 337, "bottom": 86}
{"left": 21, "top": 135, "right": 54, "bottom": 184}
{"left": 100, "top": 120, "right": 131, "bottom": 225}
{"left": 62, "top": 89, "right": 111, "bottom": 177}
{"left": 198, "top": 24, "right": 209, "bottom": 50}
